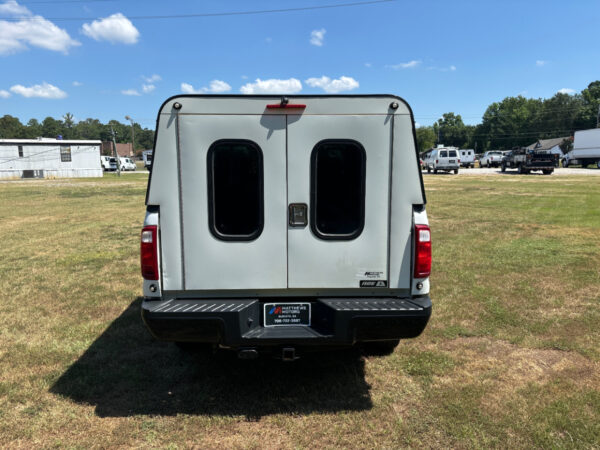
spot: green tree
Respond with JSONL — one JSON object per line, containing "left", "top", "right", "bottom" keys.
{"left": 0, "top": 115, "right": 26, "bottom": 138}
{"left": 573, "top": 81, "right": 600, "bottom": 129}
{"left": 415, "top": 126, "right": 436, "bottom": 153}
{"left": 41, "top": 117, "right": 64, "bottom": 139}
{"left": 433, "top": 112, "right": 467, "bottom": 147}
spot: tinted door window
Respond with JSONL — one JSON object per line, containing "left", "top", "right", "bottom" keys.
{"left": 207, "top": 140, "right": 263, "bottom": 241}
{"left": 449, "top": 150, "right": 457, "bottom": 157}
{"left": 440, "top": 151, "right": 448, "bottom": 158}
{"left": 311, "top": 140, "right": 366, "bottom": 240}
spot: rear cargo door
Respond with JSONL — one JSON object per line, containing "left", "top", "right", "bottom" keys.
{"left": 179, "top": 114, "right": 287, "bottom": 290}
{"left": 287, "top": 115, "right": 391, "bottom": 288}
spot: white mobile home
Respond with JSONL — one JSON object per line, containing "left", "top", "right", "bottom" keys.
{"left": 0, "top": 138, "right": 102, "bottom": 179}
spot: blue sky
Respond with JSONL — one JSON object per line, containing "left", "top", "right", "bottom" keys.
{"left": 1, "top": 0, "right": 599, "bottom": 129}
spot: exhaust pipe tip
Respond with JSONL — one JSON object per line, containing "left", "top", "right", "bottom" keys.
{"left": 238, "top": 348, "right": 259, "bottom": 360}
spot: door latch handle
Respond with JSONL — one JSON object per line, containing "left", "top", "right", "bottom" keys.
{"left": 289, "top": 203, "right": 308, "bottom": 227}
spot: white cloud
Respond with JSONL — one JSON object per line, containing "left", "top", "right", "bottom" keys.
{"left": 364, "top": 62, "right": 372, "bottom": 68}
{"left": 310, "top": 28, "right": 326, "bottom": 46}
{"left": 180, "top": 83, "right": 196, "bottom": 94}
{"left": 0, "top": 0, "right": 29, "bottom": 16}
{"left": 121, "top": 89, "right": 141, "bottom": 96}
{"left": 305, "top": 76, "right": 359, "bottom": 93}
{"left": 181, "top": 80, "right": 232, "bottom": 94}
{"left": 240, "top": 78, "right": 302, "bottom": 94}
{"left": 72, "top": 81, "right": 83, "bottom": 86}
{"left": 0, "top": 89, "right": 10, "bottom": 98}
{"left": 388, "top": 60, "right": 421, "bottom": 69}
{"left": 415, "top": 122, "right": 421, "bottom": 128}
{"left": 0, "top": 1, "right": 80, "bottom": 55}
{"left": 449, "top": 65, "right": 456, "bottom": 71}
{"left": 10, "top": 82, "right": 67, "bottom": 99}
{"left": 142, "top": 83, "right": 155, "bottom": 93}
{"left": 81, "top": 13, "right": 140, "bottom": 44}
{"left": 536, "top": 60, "right": 547, "bottom": 67}
{"left": 558, "top": 88, "right": 575, "bottom": 95}
{"left": 142, "top": 74, "right": 161, "bottom": 83}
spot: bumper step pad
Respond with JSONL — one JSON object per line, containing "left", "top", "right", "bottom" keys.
{"left": 142, "top": 297, "right": 431, "bottom": 347}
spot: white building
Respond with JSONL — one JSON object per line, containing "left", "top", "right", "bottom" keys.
{"left": 0, "top": 138, "right": 102, "bottom": 179}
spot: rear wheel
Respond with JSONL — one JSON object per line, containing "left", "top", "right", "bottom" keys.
{"left": 427, "top": 166, "right": 431, "bottom": 173}
{"left": 542, "top": 169, "right": 553, "bottom": 175}
{"left": 501, "top": 163, "right": 506, "bottom": 172}
{"left": 517, "top": 164, "right": 523, "bottom": 174}
{"left": 454, "top": 168, "right": 459, "bottom": 174}
{"left": 433, "top": 168, "right": 438, "bottom": 174}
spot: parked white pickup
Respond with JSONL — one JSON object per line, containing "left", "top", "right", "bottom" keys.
{"left": 140, "top": 95, "right": 432, "bottom": 359}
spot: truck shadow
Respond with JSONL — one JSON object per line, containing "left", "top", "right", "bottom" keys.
{"left": 50, "top": 298, "right": 372, "bottom": 418}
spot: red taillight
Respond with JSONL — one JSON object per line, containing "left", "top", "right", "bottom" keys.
{"left": 458, "top": 159, "right": 461, "bottom": 163}
{"left": 414, "top": 224, "right": 431, "bottom": 278}
{"left": 436, "top": 159, "right": 439, "bottom": 164}
{"left": 141, "top": 225, "right": 158, "bottom": 280}
{"left": 266, "top": 103, "right": 306, "bottom": 109}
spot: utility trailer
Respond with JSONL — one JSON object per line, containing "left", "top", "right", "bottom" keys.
{"left": 140, "top": 95, "right": 431, "bottom": 359}
{"left": 563, "top": 129, "right": 600, "bottom": 168}
{"left": 501, "top": 148, "right": 558, "bottom": 174}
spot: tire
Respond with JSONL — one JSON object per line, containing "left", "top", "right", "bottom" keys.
{"left": 487, "top": 162, "right": 491, "bottom": 168}
{"left": 362, "top": 340, "right": 400, "bottom": 356}
{"left": 597, "top": 161, "right": 600, "bottom": 169}
{"left": 517, "top": 164, "right": 523, "bottom": 174}
{"left": 427, "top": 166, "right": 431, "bottom": 173}
{"left": 454, "top": 168, "right": 459, "bottom": 174}
{"left": 501, "top": 163, "right": 506, "bottom": 173}
{"left": 433, "top": 168, "right": 438, "bottom": 174}
{"left": 543, "top": 169, "right": 553, "bottom": 175}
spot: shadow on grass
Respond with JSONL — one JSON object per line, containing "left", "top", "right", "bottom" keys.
{"left": 51, "top": 298, "right": 372, "bottom": 418}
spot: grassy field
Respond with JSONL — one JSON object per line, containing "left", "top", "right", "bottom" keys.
{"left": 0, "top": 173, "right": 599, "bottom": 448}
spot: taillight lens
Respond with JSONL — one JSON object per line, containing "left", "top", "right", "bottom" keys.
{"left": 141, "top": 225, "right": 158, "bottom": 280}
{"left": 414, "top": 224, "right": 431, "bottom": 278}
{"left": 436, "top": 159, "right": 439, "bottom": 163}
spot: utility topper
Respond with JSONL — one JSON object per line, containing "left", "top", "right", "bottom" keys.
{"left": 140, "top": 95, "right": 432, "bottom": 359}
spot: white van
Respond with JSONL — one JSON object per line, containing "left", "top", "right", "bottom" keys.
{"left": 459, "top": 149, "right": 475, "bottom": 168}
{"left": 100, "top": 155, "right": 117, "bottom": 171}
{"left": 119, "top": 156, "right": 136, "bottom": 171}
{"left": 140, "top": 95, "right": 431, "bottom": 359}
{"left": 424, "top": 146, "right": 460, "bottom": 174}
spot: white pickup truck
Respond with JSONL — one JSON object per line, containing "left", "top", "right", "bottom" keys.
{"left": 140, "top": 95, "right": 432, "bottom": 359}
{"left": 479, "top": 150, "right": 504, "bottom": 168}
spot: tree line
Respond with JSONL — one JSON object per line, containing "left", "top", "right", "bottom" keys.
{"left": 0, "top": 113, "right": 154, "bottom": 156}
{"left": 416, "top": 81, "right": 600, "bottom": 153}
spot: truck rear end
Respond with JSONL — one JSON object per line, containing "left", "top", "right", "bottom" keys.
{"left": 140, "top": 95, "right": 431, "bottom": 358}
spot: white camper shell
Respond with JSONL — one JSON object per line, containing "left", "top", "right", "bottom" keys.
{"left": 459, "top": 149, "right": 475, "bottom": 168}
{"left": 141, "top": 95, "right": 431, "bottom": 357}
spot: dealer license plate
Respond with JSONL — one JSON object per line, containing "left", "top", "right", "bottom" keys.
{"left": 264, "top": 303, "right": 311, "bottom": 327}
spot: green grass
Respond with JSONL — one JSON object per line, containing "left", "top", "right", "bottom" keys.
{"left": 0, "top": 173, "right": 599, "bottom": 448}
